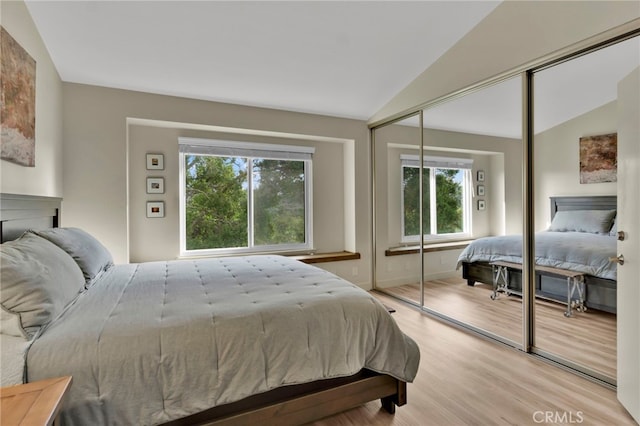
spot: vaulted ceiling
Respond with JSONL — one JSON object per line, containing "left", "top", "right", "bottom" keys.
{"left": 25, "top": 1, "right": 499, "bottom": 120}
{"left": 25, "top": 1, "right": 639, "bottom": 138}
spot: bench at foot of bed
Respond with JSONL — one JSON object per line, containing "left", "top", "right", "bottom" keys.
{"left": 462, "top": 261, "right": 617, "bottom": 314}
{"left": 490, "top": 261, "right": 585, "bottom": 317}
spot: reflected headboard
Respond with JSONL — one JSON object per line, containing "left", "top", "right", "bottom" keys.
{"left": 0, "top": 193, "right": 62, "bottom": 243}
{"left": 550, "top": 195, "right": 617, "bottom": 220}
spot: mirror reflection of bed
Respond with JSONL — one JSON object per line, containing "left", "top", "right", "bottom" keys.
{"left": 372, "top": 35, "right": 632, "bottom": 383}
{"left": 459, "top": 195, "right": 617, "bottom": 378}
{"left": 381, "top": 195, "right": 617, "bottom": 379}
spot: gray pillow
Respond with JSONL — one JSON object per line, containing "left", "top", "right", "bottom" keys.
{"left": 609, "top": 216, "right": 617, "bottom": 236}
{"left": 548, "top": 209, "right": 616, "bottom": 234}
{"left": 0, "top": 232, "right": 85, "bottom": 337}
{"left": 30, "top": 228, "right": 113, "bottom": 287}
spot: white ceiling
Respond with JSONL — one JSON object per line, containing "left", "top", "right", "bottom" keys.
{"left": 24, "top": 0, "right": 500, "bottom": 121}
{"left": 401, "top": 35, "right": 639, "bottom": 138}
{"left": 24, "top": 1, "right": 639, "bottom": 137}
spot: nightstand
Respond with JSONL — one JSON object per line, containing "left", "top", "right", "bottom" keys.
{"left": 0, "top": 376, "right": 72, "bottom": 426}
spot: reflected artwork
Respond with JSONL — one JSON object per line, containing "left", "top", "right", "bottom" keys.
{"left": 579, "top": 133, "right": 617, "bottom": 184}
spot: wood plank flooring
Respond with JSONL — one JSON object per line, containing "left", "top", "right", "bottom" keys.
{"left": 381, "top": 277, "right": 616, "bottom": 379}
{"left": 313, "top": 292, "right": 634, "bottom": 426}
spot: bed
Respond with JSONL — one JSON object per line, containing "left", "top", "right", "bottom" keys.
{"left": 0, "top": 193, "right": 420, "bottom": 425}
{"left": 457, "top": 196, "right": 618, "bottom": 314}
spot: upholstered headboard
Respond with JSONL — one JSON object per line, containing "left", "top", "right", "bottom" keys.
{"left": 0, "top": 193, "right": 62, "bottom": 243}
{"left": 550, "top": 195, "right": 617, "bottom": 220}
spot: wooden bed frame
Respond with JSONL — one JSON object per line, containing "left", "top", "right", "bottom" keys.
{"left": 0, "top": 193, "right": 408, "bottom": 425}
{"left": 462, "top": 195, "right": 617, "bottom": 314}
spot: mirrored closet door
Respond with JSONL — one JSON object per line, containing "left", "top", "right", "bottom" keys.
{"left": 373, "top": 113, "right": 423, "bottom": 306}
{"left": 372, "top": 27, "right": 640, "bottom": 399}
{"left": 418, "top": 77, "right": 523, "bottom": 344}
{"left": 532, "top": 35, "right": 640, "bottom": 383}
{"left": 373, "top": 77, "right": 524, "bottom": 347}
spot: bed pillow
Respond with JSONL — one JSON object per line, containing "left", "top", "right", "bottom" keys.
{"left": 30, "top": 227, "right": 113, "bottom": 287}
{"left": 0, "top": 333, "right": 31, "bottom": 386}
{"left": 1, "top": 310, "right": 32, "bottom": 386}
{"left": 0, "top": 232, "right": 85, "bottom": 337}
{"left": 548, "top": 209, "right": 616, "bottom": 234}
{"left": 609, "top": 216, "right": 617, "bottom": 236}
{"left": 1, "top": 307, "right": 26, "bottom": 338}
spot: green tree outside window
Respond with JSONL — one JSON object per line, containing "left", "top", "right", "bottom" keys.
{"left": 184, "top": 155, "right": 307, "bottom": 251}
{"left": 402, "top": 166, "right": 466, "bottom": 239}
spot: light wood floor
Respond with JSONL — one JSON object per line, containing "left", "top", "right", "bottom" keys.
{"left": 381, "top": 277, "right": 616, "bottom": 379}
{"left": 313, "top": 292, "right": 634, "bottom": 426}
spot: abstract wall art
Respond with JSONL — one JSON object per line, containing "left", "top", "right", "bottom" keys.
{"left": 579, "top": 133, "right": 617, "bottom": 184}
{"left": 1, "top": 26, "right": 37, "bottom": 167}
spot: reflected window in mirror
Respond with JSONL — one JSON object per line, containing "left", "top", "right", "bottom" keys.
{"left": 401, "top": 154, "right": 472, "bottom": 242}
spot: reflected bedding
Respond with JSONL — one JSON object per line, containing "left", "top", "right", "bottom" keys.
{"left": 456, "top": 231, "right": 617, "bottom": 281}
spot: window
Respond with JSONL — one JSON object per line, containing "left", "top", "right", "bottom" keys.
{"left": 179, "top": 138, "right": 314, "bottom": 255}
{"left": 401, "top": 155, "right": 472, "bottom": 241}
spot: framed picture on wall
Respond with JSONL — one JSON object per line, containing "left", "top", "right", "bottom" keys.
{"left": 146, "top": 177, "right": 164, "bottom": 194}
{"left": 146, "top": 153, "right": 164, "bottom": 170}
{"left": 477, "top": 185, "right": 485, "bottom": 196}
{"left": 1, "top": 27, "right": 36, "bottom": 167}
{"left": 146, "top": 201, "right": 165, "bottom": 218}
{"left": 477, "top": 170, "right": 485, "bottom": 182}
{"left": 477, "top": 200, "right": 486, "bottom": 211}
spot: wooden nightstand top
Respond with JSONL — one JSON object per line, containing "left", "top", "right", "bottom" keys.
{"left": 0, "top": 376, "right": 72, "bottom": 426}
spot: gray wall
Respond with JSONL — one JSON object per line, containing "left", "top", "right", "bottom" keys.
{"left": 62, "top": 83, "right": 371, "bottom": 285}
{"left": 534, "top": 101, "right": 617, "bottom": 230}
{"left": 128, "top": 124, "right": 347, "bottom": 263}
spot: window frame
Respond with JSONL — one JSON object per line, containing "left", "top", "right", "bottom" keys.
{"left": 400, "top": 155, "right": 473, "bottom": 243}
{"left": 179, "top": 137, "right": 314, "bottom": 257}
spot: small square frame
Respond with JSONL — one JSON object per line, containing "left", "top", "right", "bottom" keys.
{"left": 477, "top": 185, "right": 485, "bottom": 196}
{"left": 146, "top": 201, "right": 165, "bottom": 218}
{"left": 477, "top": 200, "right": 486, "bottom": 211}
{"left": 146, "top": 177, "right": 164, "bottom": 194}
{"left": 477, "top": 170, "right": 485, "bottom": 182}
{"left": 146, "top": 153, "right": 164, "bottom": 170}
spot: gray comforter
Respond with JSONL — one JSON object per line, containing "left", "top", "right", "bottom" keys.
{"left": 27, "top": 255, "right": 419, "bottom": 425}
{"left": 456, "top": 231, "right": 617, "bottom": 280}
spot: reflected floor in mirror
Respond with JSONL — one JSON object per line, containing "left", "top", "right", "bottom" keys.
{"left": 379, "top": 276, "right": 616, "bottom": 379}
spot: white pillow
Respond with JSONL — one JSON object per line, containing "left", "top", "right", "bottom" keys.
{"left": 0, "top": 333, "right": 32, "bottom": 386}
{"left": 0, "top": 307, "right": 25, "bottom": 338}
